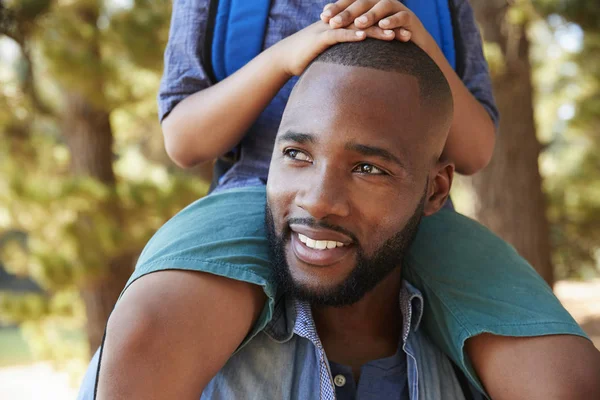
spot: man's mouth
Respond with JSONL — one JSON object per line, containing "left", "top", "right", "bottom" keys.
{"left": 289, "top": 225, "right": 355, "bottom": 267}
{"left": 297, "top": 233, "right": 347, "bottom": 250}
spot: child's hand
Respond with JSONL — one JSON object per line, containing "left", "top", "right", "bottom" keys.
{"left": 273, "top": 20, "right": 393, "bottom": 77}
{"left": 320, "top": 0, "right": 437, "bottom": 56}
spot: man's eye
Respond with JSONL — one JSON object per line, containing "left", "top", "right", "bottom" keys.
{"left": 353, "top": 163, "right": 386, "bottom": 175}
{"left": 284, "top": 149, "right": 312, "bottom": 162}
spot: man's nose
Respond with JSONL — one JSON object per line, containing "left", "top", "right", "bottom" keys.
{"left": 295, "top": 166, "right": 350, "bottom": 220}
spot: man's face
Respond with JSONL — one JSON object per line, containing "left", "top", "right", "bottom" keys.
{"left": 266, "top": 63, "right": 447, "bottom": 306}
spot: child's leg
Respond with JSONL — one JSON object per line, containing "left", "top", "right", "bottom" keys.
{"left": 97, "top": 272, "right": 265, "bottom": 399}
{"left": 86, "top": 186, "right": 275, "bottom": 399}
{"left": 403, "top": 208, "right": 600, "bottom": 399}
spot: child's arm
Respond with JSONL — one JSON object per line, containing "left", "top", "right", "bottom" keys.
{"left": 322, "top": 0, "right": 496, "bottom": 175}
{"left": 162, "top": 21, "right": 390, "bottom": 168}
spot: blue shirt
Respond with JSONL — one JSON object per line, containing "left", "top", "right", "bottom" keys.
{"left": 77, "top": 281, "right": 483, "bottom": 400}
{"left": 328, "top": 346, "right": 409, "bottom": 400}
{"left": 158, "top": 0, "right": 499, "bottom": 192}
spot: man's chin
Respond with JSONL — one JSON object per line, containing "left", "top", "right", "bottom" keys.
{"left": 284, "top": 269, "right": 361, "bottom": 307}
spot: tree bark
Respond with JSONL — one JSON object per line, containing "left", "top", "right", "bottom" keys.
{"left": 62, "top": 92, "right": 134, "bottom": 351}
{"left": 469, "top": 1, "right": 554, "bottom": 285}
{"left": 52, "top": 3, "right": 136, "bottom": 353}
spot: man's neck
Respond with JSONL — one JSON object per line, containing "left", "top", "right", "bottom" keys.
{"left": 311, "top": 268, "right": 403, "bottom": 380}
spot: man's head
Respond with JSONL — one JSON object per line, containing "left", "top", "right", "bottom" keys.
{"left": 266, "top": 39, "right": 454, "bottom": 306}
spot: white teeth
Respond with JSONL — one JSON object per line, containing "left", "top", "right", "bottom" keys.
{"left": 298, "top": 233, "right": 347, "bottom": 250}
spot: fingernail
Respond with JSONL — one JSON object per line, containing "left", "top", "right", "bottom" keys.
{"left": 357, "top": 15, "right": 368, "bottom": 24}
{"left": 401, "top": 29, "right": 410, "bottom": 37}
{"left": 380, "top": 19, "right": 390, "bottom": 26}
{"left": 322, "top": 9, "right": 332, "bottom": 17}
{"left": 384, "top": 30, "right": 393, "bottom": 36}
{"left": 332, "top": 15, "right": 342, "bottom": 24}
{"left": 356, "top": 31, "right": 365, "bottom": 37}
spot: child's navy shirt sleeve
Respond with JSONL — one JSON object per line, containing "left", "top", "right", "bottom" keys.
{"left": 452, "top": 0, "right": 500, "bottom": 129}
{"left": 158, "top": 0, "right": 211, "bottom": 122}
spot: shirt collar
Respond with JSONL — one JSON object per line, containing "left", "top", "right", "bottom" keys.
{"left": 400, "top": 280, "right": 425, "bottom": 341}
{"left": 264, "top": 279, "right": 425, "bottom": 344}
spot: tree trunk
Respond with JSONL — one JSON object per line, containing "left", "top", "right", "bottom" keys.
{"left": 469, "top": 1, "right": 554, "bottom": 285}
{"left": 52, "top": 3, "right": 136, "bottom": 352}
{"left": 62, "top": 93, "right": 133, "bottom": 352}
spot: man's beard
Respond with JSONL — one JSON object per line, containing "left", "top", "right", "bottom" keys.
{"left": 265, "top": 193, "right": 425, "bottom": 307}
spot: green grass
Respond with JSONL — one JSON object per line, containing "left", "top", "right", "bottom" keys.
{"left": 0, "top": 326, "right": 33, "bottom": 367}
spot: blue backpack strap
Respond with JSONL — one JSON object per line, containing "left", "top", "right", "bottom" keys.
{"left": 211, "top": 0, "right": 272, "bottom": 82}
{"left": 403, "top": 0, "right": 456, "bottom": 69}
{"left": 207, "top": 0, "right": 456, "bottom": 81}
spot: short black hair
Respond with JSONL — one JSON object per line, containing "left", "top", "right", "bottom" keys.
{"left": 310, "top": 39, "right": 453, "bottom": 120}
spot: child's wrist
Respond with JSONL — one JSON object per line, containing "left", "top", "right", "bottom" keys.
{"left": 266, "top": 43, "right": 295, "bottom": 79}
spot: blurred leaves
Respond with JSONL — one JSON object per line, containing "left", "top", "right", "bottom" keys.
{"left": 0, "top": 0, "right": 207, "bottom": 367}
{"left": 529, "top": 1, "right": 600, "bottom": 279}
{"left": 533, "top": 0, "right": 600, "bottom": 31}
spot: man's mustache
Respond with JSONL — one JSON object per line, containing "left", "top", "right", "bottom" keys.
{"left": 286, "top": 217, "right": 359, "bottom": 244}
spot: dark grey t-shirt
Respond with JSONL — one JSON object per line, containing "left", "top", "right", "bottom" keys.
{"left": 158, "top": 0, "right": 498, "bottom": 191}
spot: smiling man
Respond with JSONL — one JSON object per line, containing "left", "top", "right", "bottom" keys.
{"left": 265, "top": 44, "right": 451, "bottom": 309}
{"left": 253, "top": 39, "right": 467, "bottom": 398}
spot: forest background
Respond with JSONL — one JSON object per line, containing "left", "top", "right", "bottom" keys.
{"left": 0, "top": 0, "right": 599, "bottom": 392}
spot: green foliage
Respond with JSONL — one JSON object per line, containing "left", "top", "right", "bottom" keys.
{"left": 0, "top": 126, "right": 207, "bottom": 322}
{"left": 108, "top": 0, "right": 171, "bottom": 71}
{"left": 529, "top": 2, "right": 600, "bottom": 279}
{"left": 10, "top": 0, "right": 52, "bottom": 24}
{"left": 534, "top": 0, "right": 600, "bottom": 31}
{"left": 0, "top": 293, "right": 49, "bottom": 323}
{"left": 0, "top": 327, "right": 33, "bottom": 367}
{"left": 1, "top": 0, "right": 208, "bottom": 372}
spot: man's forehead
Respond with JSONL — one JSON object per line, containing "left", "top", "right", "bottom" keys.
{"left": 292, "top": 62, "right": 421, "bottom": 106}
{"left": 281, "top": 63, "right": 425, "bottom": 145}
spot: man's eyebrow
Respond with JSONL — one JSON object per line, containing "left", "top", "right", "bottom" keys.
{"left": 276, "top": 131, "right": 316, "bottom": 144}
{"left": 345, "top": 142, "right": 406, "bottom": 169}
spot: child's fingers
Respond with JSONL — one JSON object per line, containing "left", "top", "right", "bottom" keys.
{"left": 342, "top": 23, "right": 395, "bottom": 41}
{"left": 362, "top": 25, "right": 396, "bottom": 41}
{"left": 321, "top": 27, "right": 368, "bottom": 46}
{"left": 393, "top": 27, "right": 412, "bottom": 41}
{"left": 354, "top": 0, "right": 407, "bottom": 29}
{"left": 320, "top": 3, "right": 336, "bottom": 22}
{"left": 320, "top": 0, "right": 357, "bottom": 23}
{"left": 328, "top": 0, "right": 378, "bottom": 28}
{"left": 378, "top": 10, "right": 412, "bottom": 31}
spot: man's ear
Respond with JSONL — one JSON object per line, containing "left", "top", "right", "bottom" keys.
{"left": 423, "top": 161, "right": 454, "bottom": 216}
